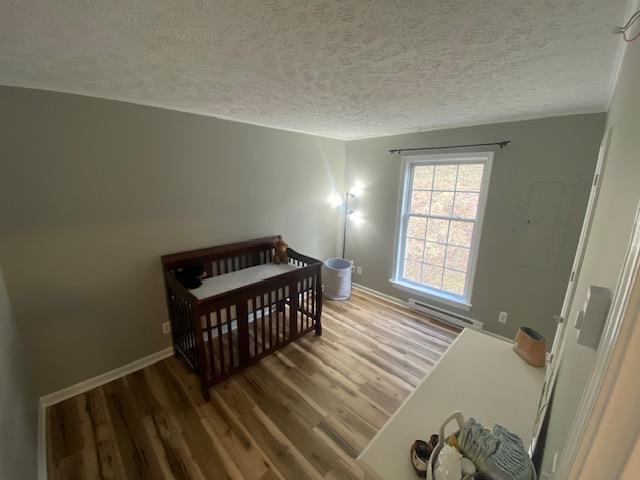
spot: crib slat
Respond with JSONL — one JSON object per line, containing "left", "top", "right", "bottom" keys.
{"left": 305, "top": 277, "right": 309, "bottom": 330}
{"left": 308, "top": 277, "right": 312, "bottom": 329}
{"left": 179, "top": 298, "right": 188, "bottom": 359}
{"left": 289, "top": 281, "right": 298, "bottom": 337}
{"left": 309, "top": 277, "right": 312, "bottom": 328}
{"left": 261, "top": 296, "right": 266, "bottom": 352}
{"left": 181, "top": 299, "right": 189, "bottom": 362}
{"left": 216, "top": 309, "right": 225, "bottom": 374}
{"left": 283, "top": 287, "right": 289, "bottom": 340}
{"left": 188, "top": 302, "right": 196, "bottom": 366}
{"left": 253, "top": 298, "right": 258, "bottom": 356}
{"left": 300, "top": 279, "right": 304, "bottom": 331}
{"left": 258, "top": 297, "right": 263, "bottom": 352}
{"left": 259, "top": 293, "right": 266, "bottom": 351}
{"left": 268, "top": 291, "right": 274, "bottom": 347}
{"left": 270, "top": 290, "right": 277, "bottom": 347}
{"left": 177, "top": 298, "right": 187, "bottom": 355}
{"left": 225, "top": 307, "right": 233, "bottom": 368}
{"left": 205, "top": 313, "right": 215, "bottom": 380}
{"left": 304, "top": 279, "right": 308, "bottom": 330}
{"left": 237, "top": 299, "right": 249, "bottom": 365}
{"left": 191, "top": 307, "right": 199, "bottom": 366}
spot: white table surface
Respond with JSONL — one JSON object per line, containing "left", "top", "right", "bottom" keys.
{"left": 358, "top": 328, "right": 545, "bottom": 480}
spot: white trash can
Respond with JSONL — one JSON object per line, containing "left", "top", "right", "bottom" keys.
{"left": 323, "top": 258, "right": 352, "bottom": 300}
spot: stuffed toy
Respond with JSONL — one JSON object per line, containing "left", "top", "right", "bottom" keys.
{"left": 272, "top": 240, "right": 289, "bottom": 264}
{"left": 175, "top": 264, "right": 206, "bottom": 289}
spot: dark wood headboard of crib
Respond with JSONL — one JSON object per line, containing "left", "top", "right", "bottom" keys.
{"left": 161, "top": 235, "right": 282, "bottom": 277}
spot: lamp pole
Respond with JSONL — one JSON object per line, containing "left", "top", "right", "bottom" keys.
{"left": 342, "top": 191, "right": 354, "bottom": 259}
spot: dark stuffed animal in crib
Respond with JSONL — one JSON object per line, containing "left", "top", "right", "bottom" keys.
{"left": 175, "top": 264, "right": 206, "bottom": 289}
{"left": 272, "top": 240, "right": 289, "bottom": 264}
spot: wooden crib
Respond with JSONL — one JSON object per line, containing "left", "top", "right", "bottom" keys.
{"left": 161, "top": 236, "right": 323, "bottom": 401}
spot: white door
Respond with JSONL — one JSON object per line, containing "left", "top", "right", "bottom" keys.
{"left": 530, "top": 127, "right": 612, "bottom": 451}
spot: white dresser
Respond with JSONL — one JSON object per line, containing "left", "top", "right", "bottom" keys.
{"left": 358, "top": 328, "right": 545, "bottom": 480}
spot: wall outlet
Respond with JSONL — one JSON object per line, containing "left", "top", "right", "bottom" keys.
{"left": 162, "top": 321, "right": 171, "bottom": 335}
{"left": 498, "top": 311, "right": 508, "bottom": 324}
{"left": 356, "top": 265, "right": 363, "bottom": 275}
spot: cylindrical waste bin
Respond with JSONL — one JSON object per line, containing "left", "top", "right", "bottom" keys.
{"left": 323, "top": 258, "right": 352, "bottom": 300}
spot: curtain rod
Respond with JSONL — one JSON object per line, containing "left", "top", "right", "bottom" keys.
{"left": 388, "top": 140, "right": 511, "bottom": 154}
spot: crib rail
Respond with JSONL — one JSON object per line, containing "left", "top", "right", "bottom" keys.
{"left": 161, "top": 235, "right": 282, "bottom": 278}
{"left": 195, "top": 262, "right": 321, "bottom": 388}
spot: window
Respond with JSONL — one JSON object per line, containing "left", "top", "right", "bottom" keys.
{"left": 392, "top": 152, "right": 493, "bottom": 309}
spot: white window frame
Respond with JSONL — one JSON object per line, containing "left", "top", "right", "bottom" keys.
{"left": 391, "top": 151, "right": 493, "bottom": 310}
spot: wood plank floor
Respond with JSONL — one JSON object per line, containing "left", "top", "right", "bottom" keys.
{"left": 47, "top": 289, "right": 459, "bottom": 480}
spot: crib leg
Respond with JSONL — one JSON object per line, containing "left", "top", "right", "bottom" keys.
{"left": 315, "top": 280, "right": 323, "bottom": 336}
{"left": 315, "top": 304, "right": 323, "bottom": 336}
{"left": 197, "top": 360, "right": 210, "bottom": 402}
{"left": 200, "top": 380, "right": 211, "bottom": 402}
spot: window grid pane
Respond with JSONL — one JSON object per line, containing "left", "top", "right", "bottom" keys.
{"left": 422, "top": 264, "right": 443, "bottom": 290}
{"left": 401, "top": 161, "right": 486, "bottom": 299}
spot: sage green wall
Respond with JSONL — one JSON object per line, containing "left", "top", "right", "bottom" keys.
{"left": 0, "top": 86, "right": 611, "bottom": 402}
{"left": 344, "top": 114, "right": 605, "bottom": 341}
{"left": 0, "top": 267, "right": 37, "bottom": 480}
{"left": 541, "top": 42, "right": 640, "bottom": 477}
{"left": 0, "top": 86, "right": 345, "bottom": 396}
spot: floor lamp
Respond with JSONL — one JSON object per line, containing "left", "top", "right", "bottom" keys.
{"left": 342, "top": 191, "right": 354, "bottom": 259}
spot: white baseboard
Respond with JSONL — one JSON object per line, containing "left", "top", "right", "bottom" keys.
{"left": 39, "top": 346, "right": 174, "bottom": 407}
{"left": 352, "top": 282, "right": 484, "bottom": 328}
{"left": 352, "top": 282, "right": 409, "bottom": 309}
{"left": 37, "top": 346, "right": 174, "bottom": 479}
{"left": 351, "top": 282, "right": 521, "bottom": 343}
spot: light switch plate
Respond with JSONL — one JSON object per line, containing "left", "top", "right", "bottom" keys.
{"left": 577, "top": 286, "right": 611, "bottom": 349}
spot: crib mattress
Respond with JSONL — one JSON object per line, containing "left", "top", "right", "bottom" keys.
{"left": 190, "top": 263, "right": 298, "bottom": 300}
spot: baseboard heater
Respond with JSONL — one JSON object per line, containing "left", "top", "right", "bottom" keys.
{"left": 408, "top": 298, "right": 483, "bottom": 330}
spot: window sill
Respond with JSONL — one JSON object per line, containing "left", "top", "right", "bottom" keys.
{"left": 389, "top": 279, "right": 472, "bottom": 311}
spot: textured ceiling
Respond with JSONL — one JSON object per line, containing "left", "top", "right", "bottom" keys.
{"left": 0, "top": 0, "right": 628, "bottom": 139}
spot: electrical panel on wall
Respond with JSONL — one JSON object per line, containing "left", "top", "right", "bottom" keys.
{"left": 512, "top": 181, "right": 575, "bottom": 271}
